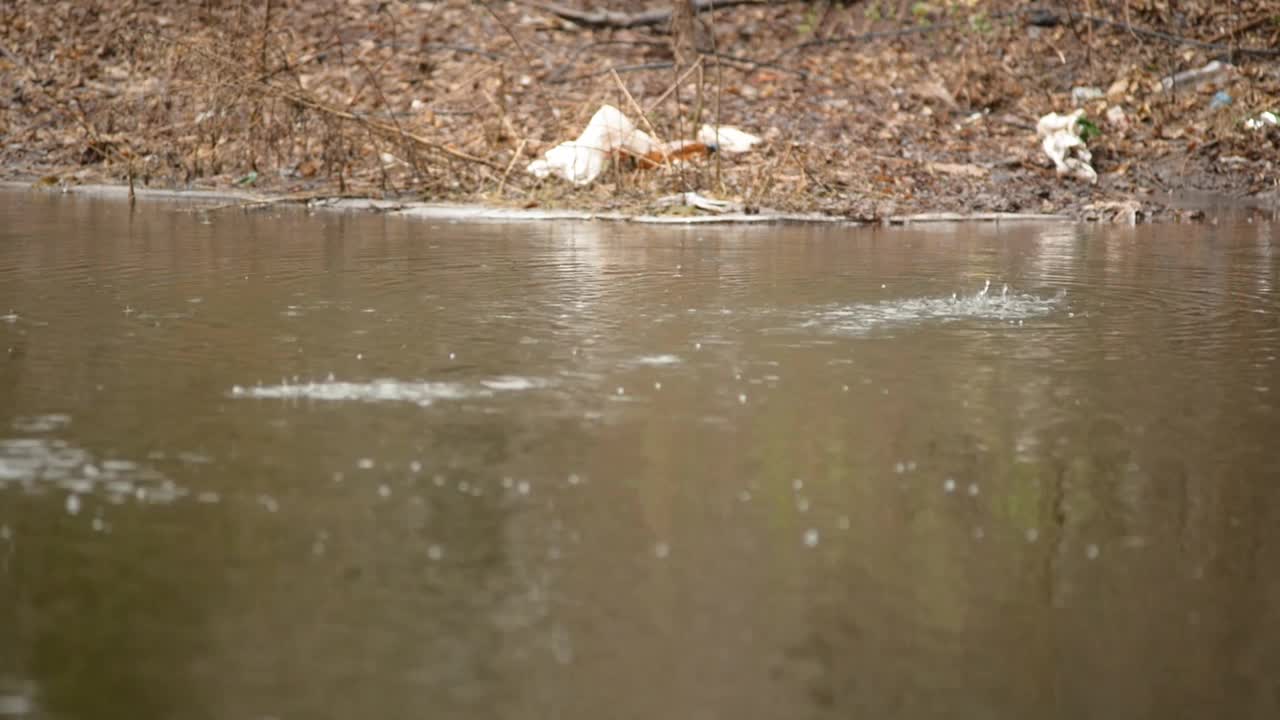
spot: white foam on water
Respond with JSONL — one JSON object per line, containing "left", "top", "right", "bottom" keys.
{"left": 482, "top": 376, "right": 544, "bottom": 391}
{"left": 806, "top": 281, "right": 1063, "bottom": 336}
{"left": 631, "top": 354, "right": 682, "bottom": 366}
{"left": 11, "top": 414, "right": 71, "bottom": 433}
{"left": 0, "top": 693, "right": 35, "bottom": 716}
{"left": 232, "top": 376, "right": 547, "bottom": 406}
{"left": 0, "top": 436, "right": 191, "bottom": 507}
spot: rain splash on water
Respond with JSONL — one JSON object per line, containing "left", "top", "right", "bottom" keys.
{"left": 804, "top": 279, "right": 1065, "bottom": 335}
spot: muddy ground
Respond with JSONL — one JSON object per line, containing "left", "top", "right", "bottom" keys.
{"left": 2, "top": 1, "right": 1279, "bottom": 222}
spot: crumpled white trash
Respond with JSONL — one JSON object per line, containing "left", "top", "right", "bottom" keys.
{"left": 527, "top": 105, "right": 657, "bottom": 185}
{"left": 1037, "top": 109, "right": 1097, "bottom": 185}
{"left": 696, "top": 124, "right": 760, "bottom": 153}
{"left": 1244, "top": 111, "right": 1278, "bottom": 131}
{"left": 527, "top": 105, "right": 760, "bottom": 185}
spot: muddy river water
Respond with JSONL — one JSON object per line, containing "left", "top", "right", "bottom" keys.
{"left": 1, "top": 191, "right": 1278, "bottom": 719}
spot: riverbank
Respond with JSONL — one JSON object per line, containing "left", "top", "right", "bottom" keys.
{"left": 2, "top": 1, "right": 1278, "bottom": 223}
{"left": 10, "top": 181, "right": 1086, "bottom": 226}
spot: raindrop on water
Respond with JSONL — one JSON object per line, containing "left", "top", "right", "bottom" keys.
{"left": 803, "top": 528, "right": 820, "bottom": 548}
{"left": 1086, "top": 544, "right": 1100, "bottom": 560}
{"left": 357, "top": 458, "right": 375, "bottom": 470}
{"left": 943, "top": 478, "right": 956, "bottom": 493}
{"left": 378, "top": 484, "right": 391, "bottom": 498}
{"left": 967, "top": 482, "right": 980, "bottom": 497}
{"left": 1025, "top": 528, "right": 1039, "bottom": 543}
{"left": 427, "top": 544, "right": 444, "bottom": 561}
{"left": 65, "top": 494, "right": 81, "bottom": 516}
{"left": 654, "top": 542, "right": 670, "bottom": 559}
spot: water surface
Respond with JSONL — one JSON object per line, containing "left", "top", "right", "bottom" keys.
{"left": 1, "top": 192, "right": 1278, "bottom": 719}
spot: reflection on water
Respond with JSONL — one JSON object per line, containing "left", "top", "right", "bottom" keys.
{"left": 1, "top": 192, "right": 1279, "bottom": 719}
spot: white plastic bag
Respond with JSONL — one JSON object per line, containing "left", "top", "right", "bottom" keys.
{"left": 1036, "top": 109, "right": 1097, "bottom": 185}
{"left": 696, "top": 124, "right": 761, "bottom": 153}
{"left": 527, "top": 105, "right": 760, "bottom": 184}
{"left": 527, "top": 105, "right": 658, "bottom": 185}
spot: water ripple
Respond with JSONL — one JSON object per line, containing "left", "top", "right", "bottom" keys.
{"left": 804, "top": 281, "right": 1064, "bottom": 335}
{"left": 231, "top": 376, "right": 549, "bottom": 406}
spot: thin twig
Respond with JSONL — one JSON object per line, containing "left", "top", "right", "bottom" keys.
{"left": 1063, "top": 10, "right": 1280, "bottom": 57}
{"left": 496, "top": 138, "right": 528, "bottom": 195}
{"left": 609, "top": 67, "right": 666, "bottom": 146}
{"left": 645, "top": 56, "right": 704, "bottom": 113}
{"left": 1207, "top": 13, "right": 1270, "bottom": 45}
{"left": 473, "top": 0, "right": 539, "bottom": 66}
{"left": 354, "top": 55, "right": 423, "bottom": 181}
{"left": 708, "top": 0, "right": 723, "bottom": 190}
{"left": 169, "top": 35, "right": 506, "bottom": 171}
